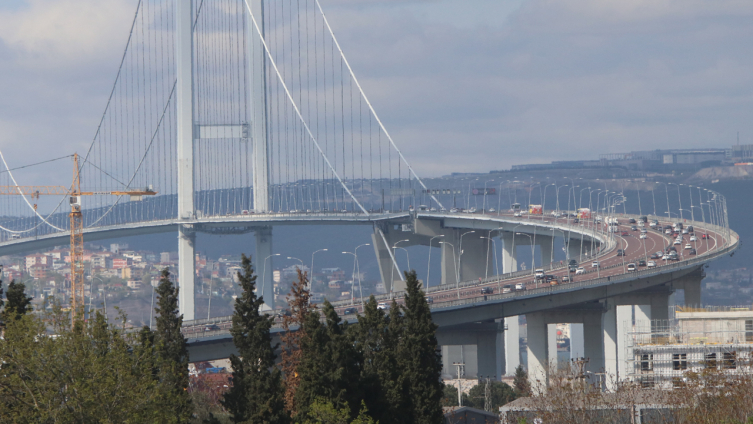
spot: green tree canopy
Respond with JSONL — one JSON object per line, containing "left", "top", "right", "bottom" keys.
{"left": 222, "top": 253, "right": 288, "bottom": 424}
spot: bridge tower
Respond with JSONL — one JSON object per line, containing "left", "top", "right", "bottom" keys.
{"left": 176, "top": 0, "right": 273, "bottom": 319}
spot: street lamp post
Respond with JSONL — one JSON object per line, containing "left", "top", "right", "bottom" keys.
{"left": 395, "top": 247, "right": 410, "bottom": 270}
{"left": 483, "top": 179, "right": 494, "bottom": 214}
{"left": 427, "top": 235, "right": 444, "bottom": 290}
{"left": 262, "top": 253, "right": 281, "bottom": 303}
{"left": 354, "top": 243, "right": 370, "bottom": 302}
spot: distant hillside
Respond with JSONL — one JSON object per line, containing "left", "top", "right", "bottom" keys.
{"left": 688, "top": 165, "right": 753, "bottom": 183}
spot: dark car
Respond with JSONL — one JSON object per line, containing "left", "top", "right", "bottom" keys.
{"left": 544, "top": 274, "right": 556, "bottom": 281}
{"left": 628, "top": 218, "right": 636, "bottom": 224}
{"left": 617, "top": 249, "right": 625, "bottom": 256}
{"left": 425, "top": 296, "right": 433, "bottom": 304}
{"left": 274, "top": 309, "right": 292, "bottom": 319}
{"left": 689, "top": 248, "right": 697, "bottom": 255}
{"left": 573, "top": 218, "right": 580, "bottom": 224}
{"left": 631, "top": 226, "right": 638, "bottom": 231}
{"left": 204, "top": 324, "right": 220, "bottom": 331}
{"left": 480, "top": 287, "right": 493, "bottom": 294}
{"left": 568, "top": 259, "right": 578, "bottom": 266}
{"left": 343, "top": 307, "right": 358, "bottom": 315}
{"left": 650, "top": 253, "right": 660, "bottom": 259}
{"left": 638, "top": 259, "right": 647, "bottom": 266}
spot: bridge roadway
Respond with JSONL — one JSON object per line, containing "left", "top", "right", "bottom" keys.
{"left": 176, "top": 211, "right": 735, "bottom": 387}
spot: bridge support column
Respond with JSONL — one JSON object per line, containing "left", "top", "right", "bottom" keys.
{"left": 436, "top": 322, "right": 503, "bottom": 380}
{"left": 567, "top": 238, "right": 582, "bottom": 262}
{"left": 256, "top": 227, "right": 274, "bottom": 310}
{"left": 570, "top": 323, "right": 584, "bottom": 359}
{"left": 583, "top": 315, "right": 604, "bottom": 377}
{"left": 248, "top": 0, "right": 270, "bottom": 212}
{"left": 504, "top": 316, "right": 520, "bottom": 375}
{"left": 458, "top": 232, "right": 493, "bottom": 282}
{"left": 602, "top": 299, "right": 620, "bottom": 390}
{"left": 176, "top": 0, "right": 195, "bottom": 321}
{"left": 674, "top": 268, "right": 704, "bottom": 307}
{"left": 526, "top": 313, "right": 549, "bottom": 392}
{"left": 178, "top": 225, "right": 195, "bottom": 321}
{"left": 501, "top": 233, "right": 517, "bottom": 273}
{"left": 538, "top": 235, "right": 554, "bottom": 267}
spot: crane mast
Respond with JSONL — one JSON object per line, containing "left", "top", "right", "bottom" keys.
{"left": 0, "top": 153, "right": 156, "bottom": 322}
{"left": 70, "top": 154, "right": 85, "bottom": 318}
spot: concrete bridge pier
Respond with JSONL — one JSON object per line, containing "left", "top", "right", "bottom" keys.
{"left": 436, "top": 321, "right": 504, "bottom": 380}
{"left": 501, "top": 233, "right": 517, "bottom": 273}
{"left": 672, "top": 268, "right": 704, "bottom": 307}
{"left": 566, "top": 237, "right": 583, "bottom": 262}
{"left": 256, "top": 227, "right": 274, "bottom": 310}
{"left": 538, "top": 235, "right": 554, "bottom": 267}
{"left": 504, "top": 316, "right": 520, "bottom": 375}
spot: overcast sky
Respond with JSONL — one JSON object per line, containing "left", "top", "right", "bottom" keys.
{"left": 1, "top": 0, "right": 752, "bottom": 184}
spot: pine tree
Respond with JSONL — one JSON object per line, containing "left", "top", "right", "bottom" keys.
{"left": 222, "top": 254, "right": 288, "bottom": 424}
{"left": 513, "top": 365, "right": 531, "bottom": 397}
{"left": 295, "top": 300, "right": 362, "bottom": 421}
{"left": 280, "top": 269, "right": 313, "bottom": 415}
{"left": 154, "top": 268, "right": 192, "bottom": 422}
{"left": 397, "top": 270, "right": 444, "bottom": 424}
{"left": 3, "top": 280, "right": 32, "bottom": 321}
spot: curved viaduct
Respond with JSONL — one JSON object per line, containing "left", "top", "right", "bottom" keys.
{"left": 1, "top": 210, "right": 737, "bottom": 387}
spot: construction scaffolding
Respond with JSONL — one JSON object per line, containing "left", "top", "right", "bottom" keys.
{"left": 625, "top": 306, "right": 753, "bottom": 389}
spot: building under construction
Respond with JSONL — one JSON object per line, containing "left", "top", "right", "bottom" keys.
{"left": 626, "top": 306, "right": 753, "bottom": 389}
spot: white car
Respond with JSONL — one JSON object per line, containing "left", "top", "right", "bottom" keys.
{"left": 488, "top": 208, "right": 496, "bottom": 213}
{"left": 673, "top": 240, "right": 681, "bottom": 245}
{"left": 575, "top": 267, "right": 585, "bottom": 275}
{"left": 377, "top": 302, "right": 388, "bottom": 310}
{"left": 450, "top": 208, "right": 459, "bottom": 213}
{"left": 640, "top": 233, "right": 647, "bottom": 239}
{"left": 515, "top": 282, "right": 525, "bottom": 291}
{"left": 627, "top": 263, "right": 636, "bottom": 272}
{"left": 682, "top": 228, "right": 689, "bottom": 234}
{"left": 662, "top": 254, "right": 670, "bottom": 260}
{"left": 690, "top": 236, "right": 698, "bottom": 242}
{"left": 647, "top": 260, "right": 657, "bottom": 268}
{"left": 592, "top": 261, "right": 600, "bottom": 268}
{"left": 685, "top": 244, "right": 692, "bottom": 250}
{"left": 665, "top": 229, "right": 673, "bottom": 235}
{"left": 513, "top": 211, "right": 522, "bottom": 217}
{"left": 535, "top": 269, "right": 545, "bottom": 278}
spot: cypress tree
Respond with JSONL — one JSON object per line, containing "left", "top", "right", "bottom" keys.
{"left": 222, "top": 254, "right": 288, "bottom": 424}
{"left": 513, "top": 364, "right": 531, "bottom": 397}
{"left": 3, "top": 280, "right": 32, "bottom": 321}
{"left": 295, "top": 300, "right": 362, "bottom": 421}
{"left": 353, "top": 295, "right": 407, "bottom": 424}
{"left": 397, "top": 270, "right": 444, "bottom": 424}
{"left": 280, "top": 269, "right": 313, "bottom": 415}
{"left": 154, "top": 268, "right": 192, "bottom": 422}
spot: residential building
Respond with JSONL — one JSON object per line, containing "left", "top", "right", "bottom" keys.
{"left": 25, "top": 253, "right": 50, "bottom": 271}
{"left": 626, "top": 306, "right": 753, "bottom": 389}
{"left": 112, "top": 257, "right": 132, "bottom": 269}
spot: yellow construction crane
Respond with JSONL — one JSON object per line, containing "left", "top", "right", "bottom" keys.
{"left": 0, "top": 153, "right": 156, "bottom": 318}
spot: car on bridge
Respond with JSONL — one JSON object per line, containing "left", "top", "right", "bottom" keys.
{"left": 592, "top": 261, "right": 600, "bottom": 268}
{"left": 425, "top": 296, "right": 433, "bottom": 304}
{"left": 377, "top": 302, "right": 389, "bottom": 310}
{"left": 690, "top": 235, "right": 698, "bottom": 241}
{"left": 617, "top": 249, "right": 625, "bottom": 256}
{"left": 689, "top": 248, "right": 697, "bottom": 255}
{"left": 575, "top": 267, "right": 585, "bottom": 275}
{"left": 515, "top": 282, "right": 526, "bottom": 291}
{"left": 627, "top": 263, "right": 637, "bottom": 272}
{"left": 535, "top": 269, "right": 545, "bottom": 279}
{"left": 640, "top": 233, "right": 647, "bottom": 239}
{"left": 343, "top": 307, "right": 358, "bottom": 315}
{"left": 502, "top": 285, "right": 512, "bottom": 293}
{"left": 480, "top": 287, "right": 493, "bottom": 294}
{"left": 647, "top": 260, "right": 657, "bottom": 268}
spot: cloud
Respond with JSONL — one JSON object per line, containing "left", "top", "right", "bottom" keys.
{"left": 1, "top": 0, "right": 753, "bottom": 185}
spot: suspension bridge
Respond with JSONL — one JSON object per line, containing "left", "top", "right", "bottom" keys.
{"left": 0, "top": 0, "right": 739, "bottom": 385}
